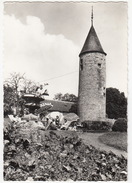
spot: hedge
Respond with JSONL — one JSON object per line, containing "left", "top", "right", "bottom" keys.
{"left": 112, "top": 118, "right": 127, "bottom": 132}
{"left": 81, "top": 120, "right": 113, "bottom": 131}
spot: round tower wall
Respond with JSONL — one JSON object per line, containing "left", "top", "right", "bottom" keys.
{"left": 78, "top": 52, "right": 106, "bottom": 122}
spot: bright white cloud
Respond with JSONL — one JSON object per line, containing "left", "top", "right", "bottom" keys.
{"left": 4, "top": 13, "right": 127, "bottom": 98}
{"left": 4, "top": 15, "right": 80, "bottom": 98}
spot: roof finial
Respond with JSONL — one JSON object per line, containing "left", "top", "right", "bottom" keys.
{"left": 91, "top": 6, "right": 93, "bottom": 26}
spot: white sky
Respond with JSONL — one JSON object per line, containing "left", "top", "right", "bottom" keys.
{"left": 3, "top": 1, "right": 127, "bottom": 99}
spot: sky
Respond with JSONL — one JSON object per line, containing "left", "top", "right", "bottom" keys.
{"left": 3, "top": 1, "right": 127, "bottom": 99}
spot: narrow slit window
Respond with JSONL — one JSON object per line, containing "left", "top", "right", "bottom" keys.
{"left": 80, "top": 59, "right": 83, "bottom": 70}
{"left": 98, "top": 63, "right": 101, "bottom": 68}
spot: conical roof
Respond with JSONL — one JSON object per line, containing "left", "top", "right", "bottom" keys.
{"left": 79, "top": 25, "right": 106, "bottom": 56}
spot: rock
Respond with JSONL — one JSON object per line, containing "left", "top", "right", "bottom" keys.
{"left": 50, "top": 167, "right": 55, "bottom": 172}
{"left": 35, "top": 143, "right": 43, "bottom": 150}
{"left": 4, "top": 161, "right": 9, "bottom": 167}
{"left": 69, "top": 144, "right": 74, "bottom": 149}
{"left": 111, "top": 167, "right": 116, "bottom": 172}
{"left": 95, "top": 167, "right": 100, "bottom": 171}
{"left": 100, "top": 174, "right": 107, "bottom": 181}
{"left": 39, "top": 165, "right": 44, "bottom": 170}
{"left": 63, "top": 165, "right": 71, "bottom": 172}
{"left": 34, "top": 175, "right": 47, "bottom": 181}
{"left": 28, "top": 159, "right": 35, "bottom": 166}
{"left": 120, "top": 171, "right": 127, "bottom": 175}
{"left": 59, "top": 152, "right": 67, "bottom": 158}
{"left": 46, "top": 164, "right": 52, "bottom": 169}
{"left": 82, "top": 158, "right": 86, "bottom": 162}
{"left": 73, "top": 154, "right": 79, "bottom": 160}
{"left": 77, "top": 167, "right": 82, "bottom": 174}
{"left": 113, "top": 157, "right": 119, "bottom": 163}
{"left": 9, "top": 145, "right": 16, "bottom": 151}
{"left": 106, "top": 173, "right": 112, "bottom": 179}
{"left": 4, "top": 140, "right": 10, "bottom": 145}
{"left": 24, "top": 152, "right": 31, "bottom": 158}
{"left": 44, "top": 173, "right": 49, "bottom": 177}
{"left": 26, "top": 177, "right": 34, "bottom": 181}
{"left": 115, "top": 164, "right": 120, "bottom": 169}
{"left": 86, "top": 149, "right": 90, "bottom": 153}
{"left": 101, "top": 153, "right": 105, "bottom": 157}
{"left": 66, "top": 178, "right": 74, "bottom": 181}
{"left": 101, "top": 162, "right": 106, "bottom": 166}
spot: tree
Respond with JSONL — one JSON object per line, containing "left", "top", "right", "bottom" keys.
{"left": 4, "top": 84, "right": 15, "bottom": 116}
{"left": 62, "top": 93, "right": 78, "bottom": 102}
{"left": 4, "top": 72, "right": 38, "bottom": 116}
{"left": 54, "top": 93, "right": 63, "bottom": 101}
{"left": 5, "top": 72, "right": 25, "bottom": 102}
{"left": 68, "top": 94, "right": 78, "bottom": 102}
{"left": 54, "top": 93, "right": 78, "bottom": 102}
{"left": 54, "top": 93, "right": 78, "bottom": 114}
{"left": 6, "top": 72, "right": 24, "bottom": 90}
{"left": 106, "top": 88, "right": 127, "bottom": 119}
{"left": 23, "top": 78, "right": 37, "bottom": 94}
{"left": 62, "top": 93, "right": 70, "bottom": 101}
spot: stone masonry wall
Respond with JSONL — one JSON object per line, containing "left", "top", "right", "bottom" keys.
{"left": 78, "top": 52, "right": 106, "bottom": 122}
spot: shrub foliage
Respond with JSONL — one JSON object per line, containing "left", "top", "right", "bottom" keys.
{"left": 81, "top": 121, "right": 113, "bottom": 131}
{"left": 112, "top": 118, "right": 127, "bottom": 132}
{"left": 4, "top": 124, "right": 127, "bottom": 181}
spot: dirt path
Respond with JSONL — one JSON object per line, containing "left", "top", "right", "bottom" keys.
{"left": 77, "top": 132, "right": 127, "bottom": 158}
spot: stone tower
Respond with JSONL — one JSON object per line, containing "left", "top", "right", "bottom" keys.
{"left": 78, "top": 10, "right": 107, "bottom": 122}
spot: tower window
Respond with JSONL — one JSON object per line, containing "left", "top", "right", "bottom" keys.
{"left": 80, "top": 59, "right": 83, "bottom": 70}
{"left": 98, "top": 63, "right": 101, "bottom": 68}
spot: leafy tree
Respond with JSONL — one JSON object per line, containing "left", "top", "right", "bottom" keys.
{"left": 4, "top": 72, "right": 38, "bottom": 116}
{"left": 6, "top": 72, "right": 24, "bottom": 89}
{"left": 4, "top": 84, "right": 15, "bottom": 116}
{"left": 62, "top": 93, "right": 78, "bottom": 102}
{"left": 54, "top": 93, "right": 63, "bottom": 101}
{"left": 4, "top": 72, "right": 25, "bottom": 102}
{"left": 54, "top": 93, "right": 78, "bottom": 102}
{"left": 23, "top": 78, "right": 38, "bottom": 94}
{"left": 62, "top": 93, "right": 70, "bottom": 101}
{"left": 54, "top": 93, "right": 78, "bottom": 114}
{"left": 106, "top": 88, "right": 127, "bottom": 119}
{"left": 54, "top": 88, "right": 127, "bottom": 119}
{"left": 4, "top": 83, "right": 26, "bottom": 117}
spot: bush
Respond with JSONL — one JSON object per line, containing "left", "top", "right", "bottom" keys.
{"left": 4, "top": 126, "right": 127, "bottom": 181}
{"left": 112, "top": 118, "right": 127, "bottom": 132}
{"left": 81, "top": 120, "right": 112, "bottom": 131}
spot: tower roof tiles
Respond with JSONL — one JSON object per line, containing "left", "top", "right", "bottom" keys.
{"left": 79, "top": 25, "right": 106, "bottom": 56}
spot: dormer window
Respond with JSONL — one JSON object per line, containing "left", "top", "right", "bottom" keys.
{"left": 80, "top": 59, "right": 83, "bottom": 70}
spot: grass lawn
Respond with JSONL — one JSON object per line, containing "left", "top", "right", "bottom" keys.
{"left": 98, "top": 132, "right": 127, "bottom": 152}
